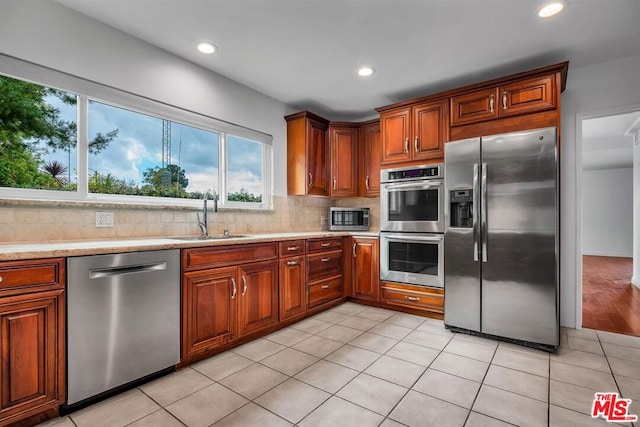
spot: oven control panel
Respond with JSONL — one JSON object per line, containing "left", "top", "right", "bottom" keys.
{"left": 382, "top": 164, "right": 443, "bottom": 182}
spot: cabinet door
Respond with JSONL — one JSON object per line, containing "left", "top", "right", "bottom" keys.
{"left": 183, "top": 267, "right": 236, "bottom": 358}
{"left": 237, "top": 260, "right": 279, "bottom": 338}
{"left": 351, "top": 237, "right": 380, "bottom": 301}
{"left": 0, "top": 291, "right": 63, "bottom": 422}
{"left": 359, "top": 121, "right": 381, "bottom": 197}
{"left": 450, "top": 87, "right": 499, "bottom": 126}
{"left": 381, "top": 108, "right": 411, "bottom": 164}
{"left": 279, "top": 257, "right": 306, "bottom": 321}
{"left": 412, "top": 100, "right": 449, "bottom": 161}
{"left": 499, "top": 75, "right": 555, "bottom": 117}
{"left": 307, "top": 118, "right": 329, "bottom": 196}
{"left": 329, "top": 126, "right": 358, "bottom": 197}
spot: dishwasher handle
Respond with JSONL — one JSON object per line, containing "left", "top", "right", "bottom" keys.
{"left": 89, "top": 261, "right": 167, "bottom": 279}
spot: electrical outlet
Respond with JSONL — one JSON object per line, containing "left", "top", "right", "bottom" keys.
{"left": 96, "top": 212, "right": 114, "bottom": 228}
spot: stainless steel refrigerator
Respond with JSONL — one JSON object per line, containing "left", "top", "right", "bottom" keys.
{"left": 444, "top": 127, "right": 559, "bottom": 350}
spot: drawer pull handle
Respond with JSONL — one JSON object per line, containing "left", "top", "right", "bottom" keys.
{"left": 231, "top": 278, "right": 237, "bottom": 299}
{"left": 489, "top": 94, "right": 495, "bottom": 112}
{"left": 414, "top": 136, "right": 419, "bottom": 153}
{"left": 321, "top": 257, "right": 331, "bottom": 262}
{"left": 287, "top": 246, "right": 299, "bottom": 251}
{"left": 309, "top": 172, "right": 313, "bottom": 188}
{"left": 242, "top": 276, "right": 247, "bottom": 296}
{"left": 365, "top": 176, "right": 370, "bottom": 190}
{"left": 502, "top": 91, "right": 508, "bottom": 109}
{"left": 0, "top": 276, "right": 3, "bottom": 283}
{"left": 321, "top": 285, "right": 330, "bottom": 289}
{"left": 404, "top": 138, "right": 409, "bottom": 153}
{"left": 352, "top": 243, "right": 357, "bottom": 258}
{"left": 405, "top": 296, "right": 420, "bottom": 302}
{"left": 321, "top": 242, "right": 331, "bottom": 247}
{"left": 286, "top": 260, "right": 299, "bottom": 266}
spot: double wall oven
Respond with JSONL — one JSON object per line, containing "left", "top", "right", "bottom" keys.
{"left": 380, "top": 164, "right": 444, "bottom": 288}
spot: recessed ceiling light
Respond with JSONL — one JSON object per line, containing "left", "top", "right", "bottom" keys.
{"left": 196, "top": 42, "right": 217, "bottom": 54}
{"left": 538, "top": 1, "right": 566, "bottom": 18}
{"left": 357, "top": 66, "right": 375, "bottom": 77}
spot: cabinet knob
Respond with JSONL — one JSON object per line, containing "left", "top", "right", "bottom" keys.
{"left": 502, "top": 91, "right": 508, "bottom": 109}
{"left": 489, "top": 95, "right": 495, "bottom": 113}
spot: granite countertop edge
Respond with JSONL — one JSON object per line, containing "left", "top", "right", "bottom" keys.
{"left": 0, "top": 231, "right": 381, "bottom": 261}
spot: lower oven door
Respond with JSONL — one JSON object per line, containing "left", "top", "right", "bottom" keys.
{"left": 380, "top": 232, "right": 444, "bottom": 288}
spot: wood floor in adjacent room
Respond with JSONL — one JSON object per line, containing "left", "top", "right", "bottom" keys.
{"left": 582, "top": 255, "right": 640, "bottom": 336}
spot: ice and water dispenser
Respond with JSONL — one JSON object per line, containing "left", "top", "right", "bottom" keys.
{"left": 450, "top": 189, "right": 473, "bottom": 228}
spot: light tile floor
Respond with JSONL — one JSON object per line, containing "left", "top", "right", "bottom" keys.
{"left": 39, "top": 302, "right": 640, "bottom": 427}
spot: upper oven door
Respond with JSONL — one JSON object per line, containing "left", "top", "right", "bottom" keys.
{"left": 381, "top": 179, "right": 444, "bottom": 232}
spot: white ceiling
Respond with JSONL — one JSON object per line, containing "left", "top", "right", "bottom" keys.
{"left": 582, "top": 111, "right": 640, "bottom": 170}
{"left": 54, "top": 0, "right": 640, "bottom": 121}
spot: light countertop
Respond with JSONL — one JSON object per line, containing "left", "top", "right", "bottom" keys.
{"left": 0, "top": 231, "right": 380, "bottom": 261}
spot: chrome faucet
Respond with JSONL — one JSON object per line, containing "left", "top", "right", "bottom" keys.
{"left": 197, "top": 189, "right": 218, "bottom": 238}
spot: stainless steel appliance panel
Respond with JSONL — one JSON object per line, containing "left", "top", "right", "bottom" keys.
{"left": 381, "top": 232, "right": 444, "bottom": 288}
{"left": 67, "top": 249, "right": 180, "bottom": 405}
{"left": 444, "top": 137, "right": 482, "bottom": 331}
{"left": 480, "top": 128, "right": 558, "bottom": 346}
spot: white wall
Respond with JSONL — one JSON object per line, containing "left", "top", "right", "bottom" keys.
{"left": 562, "top": 53, "right": 640, "bottom": 327}
{"left": 0, "top": 0, "right": 294, "bottom": 195}
{"left": 634, "top": 135, "right": 640, "bottom": 288}
{"left": 581, "top": 168, "right": 633, "bottom": 257}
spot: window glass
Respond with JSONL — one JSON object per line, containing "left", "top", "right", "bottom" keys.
{"left": 0, "top": 75, "right": 77, "bottom": 190}
{"left": 226, "top": 135, "right": 263, "bottom": 203}
{"left": 88, "top": 101, "right": 219, "bottom": 198}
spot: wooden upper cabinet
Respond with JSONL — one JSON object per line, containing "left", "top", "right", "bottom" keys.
{"left": 381, "top": 101, "right": 448, "bottom": 166}
{"left": 237, "top": 260, "right": 279, "bottom": 338}
{"left": 286, "top": 112, "right": 329, "bottom": 196}
{"left": 381, "top": 107, "right": 411, "bottom": 164}
{"left": 450, "top": 87, "right": 499, "bottom": 126}
{"left": 451, "top": 73, "right": 556, "bottom": 126}
{"left": 329, "top": 125, "right": 358, "bottom": 197}
{"left": 412, "top": 99, "right": 449, "bottom": 162}
{"left": 499, "top": 75, "right": 555, "bottom": 117}
{"left": 358, "top": 120, "right": 381, "bottom": 197}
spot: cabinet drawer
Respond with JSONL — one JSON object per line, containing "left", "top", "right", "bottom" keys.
{"left": 306, "top": 238, "right": 342, "bottom": 254}
{"left": 450, "top": 87, "right": 499, "bottom": 126}
{"left": 381, "top": 283, "right": 443, "bottom": 313}
{"left": 0, "top": 258, "right": 64, "bottom": 296}
{"left": 279, "top": 240, "right": 305, "bottom": 257}
{"left": 308, "top": 278, "right": 342, "bottom": 308}
{"left": 499, "top": 75, "right": 555, "bottom": 117}
{"left": 183, "top": 243, "right": 278, "bottom": 271}
{"left": 307, "top": 251, "right": 342, "bottom": 283}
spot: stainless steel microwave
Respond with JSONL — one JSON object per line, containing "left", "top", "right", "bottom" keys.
{"left": 328, "top": 207, "right": 370, "bottom": 231}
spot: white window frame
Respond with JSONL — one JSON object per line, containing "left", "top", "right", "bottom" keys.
{"left": 0, "top": 54, "right": 273, "bottom": 210}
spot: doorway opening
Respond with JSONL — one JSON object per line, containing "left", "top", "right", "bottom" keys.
{"left": 580, "top": 109, "right": 640, "bottom": 336}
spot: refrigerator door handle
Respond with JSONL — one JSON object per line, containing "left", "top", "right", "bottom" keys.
{"left": 473, "top": 163, "right": 479, "bottom": 262}
{"left": 481, "top": 163, "right": 488, "bottom": 263}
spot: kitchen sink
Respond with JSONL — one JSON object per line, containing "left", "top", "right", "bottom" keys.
{"left": 169, "top": 235, "right": 248, "bottom": 241}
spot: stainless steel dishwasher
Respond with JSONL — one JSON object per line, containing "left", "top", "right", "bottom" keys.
{"left": 67, "top": 249, "right": 180, "bottom": 406}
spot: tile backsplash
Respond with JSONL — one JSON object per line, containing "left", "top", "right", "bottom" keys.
{"left": 0, "top": 195, "right": 379, "bottom": 243}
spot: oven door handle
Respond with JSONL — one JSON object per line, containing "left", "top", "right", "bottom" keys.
{"left": 383, "top": 234, "right": 443, "bottom": 243}
{"left": 382, "top": 180, "right": 442, "bottom": 191}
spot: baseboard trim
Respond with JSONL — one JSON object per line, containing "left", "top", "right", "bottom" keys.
{"left": 582, "top": 252, "right": 633, "bottom": 258}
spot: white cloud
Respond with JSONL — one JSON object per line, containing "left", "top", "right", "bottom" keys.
{"left": 185, "top": 167, "right": 219, "bottom": 193}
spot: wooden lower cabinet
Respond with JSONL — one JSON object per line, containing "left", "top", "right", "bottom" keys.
{"left": 0, "top": 259, "right": 65, "bottom": 427}
{"left": 183, "top": 267, "right": 237, "bottom": 359}
{"left": 308, "top": 278, "right": 342, "bottom": 309}
{"left": 279, "top": 256, "right": 306, "bottom": 321}
{"left": 350, "top": 237, "right": 379, "bottom": 301}
{"left": 381, "top": 282, "right": 444, "bottom": 315}
{"left": 237, "top": 260, "right": 279, "bottom": 338}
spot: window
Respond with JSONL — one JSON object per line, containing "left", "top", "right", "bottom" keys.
{"left": 0, "top": 70, "right": 272, "bottom": 209}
